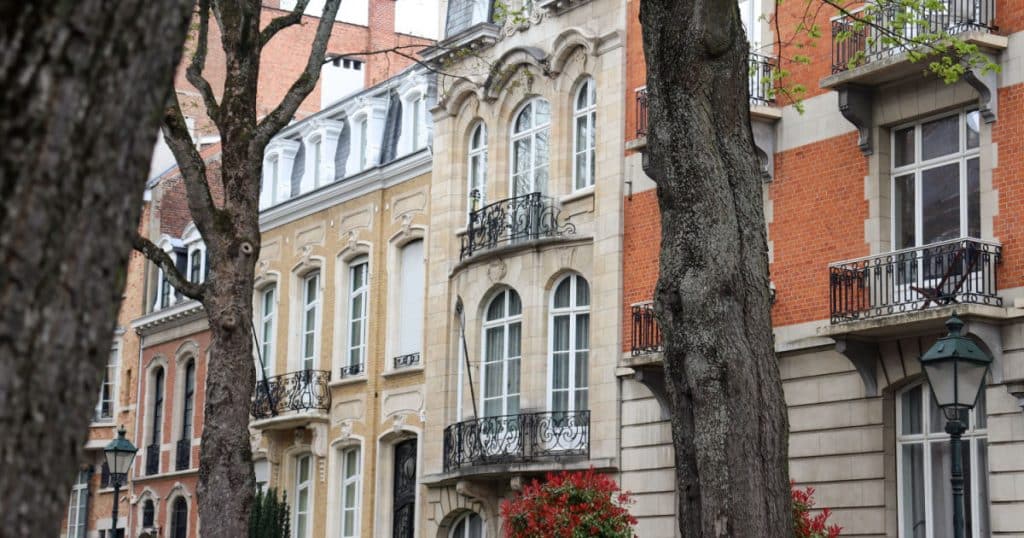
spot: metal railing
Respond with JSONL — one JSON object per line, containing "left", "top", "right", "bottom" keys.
{"left": 393, "top": 352, "right": 421, "bottom": 369}
{"left": 829, "top": 238, "right": 1001, "bottom": 323}
{"left": 635, "top": 88, "right": 648, "bottom": 138}
{"left": 250, "top": 369, "right": 331, "bottom": 419}
{"left": 749, "top": 53, "right": 776, "bottom": 105}
{"left": 175, "top": 439, "right": 191, "bottom": 471}
{"left": 443, "top": 410, "right": 590, "bottom": 472}
{"left": 631, "top": 303, "right": 663, "bottom": 356}
{"left": 460, "top": 192, "right": 576, "bottom": 260}
{"left": 831, "top": 0, "right": 996, "bottom": 73}
{"left": 338, "top": 362, "right": 365, "bottom": 379}
{"left": 145, "top": 444, "right": 160, "bottom": 476}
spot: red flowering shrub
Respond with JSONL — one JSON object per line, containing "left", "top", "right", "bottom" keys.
{"left": 792, "top": 481, "right": 842, "bottom": 538}
{"left": 500, "top": 469, "right": 638, "bottom": 538}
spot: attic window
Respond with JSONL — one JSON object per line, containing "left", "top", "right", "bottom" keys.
{"left": 341, "top": 59, "right": 363, "bottom": 70}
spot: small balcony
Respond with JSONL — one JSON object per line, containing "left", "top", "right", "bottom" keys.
{"left": 175, "top": 439, "right": 191, "bottom": 471}
{"left": 250, "top": 369, "right": 331, "bottom": 428}
{"left": 630, "top": 302, "right": 663, "bottom": 356}
{"left": 443, "top": 410, "right": 590, "bottom": 473}
{"left": 460, "top": 193, "right": 576, "bottom": 260}
{"left": 393, "top": 352, "right": 421, "bottom": 370}
{"left": 829, "top": 0, "right": 997, "bottom": 82}
{"left": 829, "top": 238, "right": 1001, "bottom": 324}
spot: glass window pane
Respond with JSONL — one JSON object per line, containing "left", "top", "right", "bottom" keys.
{"left": 894, "top": 174, "right": 916, "bottom": 249}
{"left": 553, "top": 316, "right": 570, "bottom": 351}
{"left": 967, "top": 157, "right": 980, "bottom": 239}
{"left": 576, "top": 314, "right": 589, "bottom": 350}
{"left": 515, "top": 105, "right": 531, "bottom": 132}
{"left": 929, "top": 440, "right": 959, "bottom": 537}
{"left": 485, "top": 327, "right": 503, "bottom": 361}
{"left": 469, "top": 514, "right": 482, "bottom": 538}
{"left": 575, "top": 350, "right": 589, "bottom": 389}
{"left": 894, "top": 127, "right": 915, "bottom": 167}
{"left": 343, "top": 512, "right": 354, "bottom": 535}
{"left": 921, "top": 163, "right": 961, "bottom": 245}
{"left": 346, "top": 449, "right": 358, "bottom": 476}
{"left": 552, "top": 352, "right": 569, "bottom": 390}
{"left": 901, "top": 443, "right": 926, "bottom": 538}
{"left": 552, "top": 391, "right": 568, "bottom": 413}
{"left": 508, "top": 322, "right": 521, "bottom": 357}
{"left": 535, "top": 100, "right": 550, "bottom": 125}
{"left": 486, "top": 294, "right": 505, "bottom": 320}
{"left": 921, "top": 115, "right": 959, "bottom": 160}
{"left": 484, "top": 363, "right": 502, "bottom": 398}
{"left": 574, "top": 389, "right": 588, "bottom": 411}
{"left": 535, "top": 128, "right": 549, "bottom": 166}
{"left": 508, "top": 291, "right": 522, "bottom": 316}
{"left": 902, "top": 385, "right": 923, "bottom": 435}
{"left": 554, "top": 279, "right": 571, "bottom": 308}
{"left": 966, "top": 110, "right": 980, "bottom": 150}
{"left": 973, "top": 389, "right": 987, "bottom": 430}
{"left": 576, "top": 278, "right": 590, "bottom": 306}
{"left": 344, "top": 483, "right": 357, "bottom": 508}
{"left": 507, "top": 358, "right": 520, "bottom": 395}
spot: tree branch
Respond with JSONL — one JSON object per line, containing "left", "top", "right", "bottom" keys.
{"left": 253, "top": 0, "right": 342, "bottom": 146}
{"left": 187, "top": 0, "right": 221, "bottom": 127}
{"left": 132, "top": 234, "right": 205, "bottom": 300}
{"left": 161, "top": 91, "right": 219, "bottom": 234}
{"left": 260, "top": 0, "right": 312, "bottom": 48}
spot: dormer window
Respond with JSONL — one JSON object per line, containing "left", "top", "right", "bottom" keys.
{"left": 343, "top": 97, "right": 386, "bottom": 175}
{"left": 182, "top": 223, "right": 207, "bottom": 285}
{"left": 398, "top": 76, "right": 430, "bottom": 156}
{"left": 312, "top": 137, "right": 322, "bottom": 188}
{"left": 260, "top": 139, "right": 301, "bottom": 209}
{"left": 153, "top": 237, "right": 186, "bottom": 311}
{"left": 358, "top": 118, "right": 368, "bottom": 170}
{"left": 268, "top": 157, "right": 280, "bottom": 203}
{"left": 300, "top": 120, "right": 345, "bottom": 194}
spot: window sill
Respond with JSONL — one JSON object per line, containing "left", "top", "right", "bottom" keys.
{"left": 330, "top": 375, "right": 369, "bottom": 388}
{"left": 382, "top": 365, "right": 424, "bottom": 378}
{"left": 560, "top": 186, "right": 595, "bottom": 205}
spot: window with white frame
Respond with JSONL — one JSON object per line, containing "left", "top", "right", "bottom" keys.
{"left": 67, "top": 469, "right": 89, "bottom": 538}
{"left": 268, "top": 156, "right": 281, "bottom": 205}
{"left": 737, "top": 0, "right": 762, "bottom": 47}
{"left": 187, "top": 244, "right": 206, "bottom": 284}
{"left": 573, "top": 79, "right": 597, "bottom": 190}
{"left": 181, "top": 359, "right": 196, "bottom": 442}
{"left": 897, "top": 381, "right": 989, "bottom": 537}
{"left": 450, "top": 512, "right": 483, "bottom": 538}
{"left": 301, "top": 272, "right": 321, "bottom": 371}
{"left": 170, "top": 497, "right": 188, "bottom": 538}
{"left": 312, "top": 136, "right": 323, "bottom": 189}
{"left": 481, "top": 289, "right": 522, "bottom": 417}
{"left": 339, "top": 446, "right": 362, "bottom": 538}
{"left": 347, "top": 258, "right": 369, "bottom": 371}
{"left": 510, "top": 99, "right": 551, "bottom": 197}
{"left": 468, "top": 123, "right": 487, "bottom": 215}
{"left": 394, "top": 240, "right": 425, "bottom": 364}
{"left": 411, "top": 94, "right": 425, "bottom": 151}
{"left": 892, "top": 109, "right": 981, "bottom": 251}
{"left": 95, "top": 347, "right": 119, "bottom": 422}
{"left": 358, "top": 117, "right": 369, "bottom": 171}
{"left": 258, "top": 285, "right": 277, "bottom": 380}
{"left": 550, "top": 275, "right": 590, "bottom": 413}
{"left": 294, "top": 454, "right": 313, "bottom": 538}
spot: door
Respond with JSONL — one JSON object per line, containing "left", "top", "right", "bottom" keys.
{"left": 392, "top": 439, "right": 417, "bottom": 538}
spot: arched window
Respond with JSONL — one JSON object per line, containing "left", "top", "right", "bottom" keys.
{"left": 142, "top": 499, "right": 155, "bottom": 528}
{"left": 450, "top": 512, "right": 483, "bottom": 538}
{"left": 510, "top": 99, "right": 551, "bottom": 197}
{"left": 481, "top": 289, "right": 522, "bottom": 417}
{"left": 258, "top": 284, "right": 277, "bottom": 380}
{"left": 181, "top": 360, "right": 196, "bottom": 440}
{"left": 66, "top": 469, "right": 89, "bottom": 538}
{"left": 549, "top": 275, "right": 590, "bottom": 412}
{"left": 896, "top": 381, "right": 989, "bottom": 537}
{"left": 151, "top": 368, "right": 164, "bottom": 445}
{"left": 170, "top": 497, "right": 188, "bottom": 538}
{"left": 294, "top": 454, "right": 313, "bottom": 538}
{"left": 300, "top": 271, "right": 321, "bottom": 371}
{"left": 467, "top": 123, "right": 488, "bottom": 215}
{"left": 573, "top": 78, "right": 597, "bottom": 190}
{"left": 339, "top": 446, "right": 362, "bottom": 537}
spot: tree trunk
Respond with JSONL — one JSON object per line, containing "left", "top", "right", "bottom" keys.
{"left": 639, "top": 1, "right": 792, "bottom": 536}
{"left": 0, "top": 2, "right": 191, "bottom": 535}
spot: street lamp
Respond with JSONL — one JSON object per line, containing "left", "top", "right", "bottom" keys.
{"left": 104, "top": 425, "right": 138, "bottom": 537}
{"left": 919, "top": 314, "right": 992, "bottom": 538}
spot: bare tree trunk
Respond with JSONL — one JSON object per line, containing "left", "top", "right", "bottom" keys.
{"left": 0, "top": 2, "right": 191, "bottom": 536}
{"left": 639, "top": 1, "right": 791, "bottom": 536}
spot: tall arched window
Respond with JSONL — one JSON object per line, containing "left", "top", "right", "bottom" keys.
{"left": 339, "top": 446, "right": 362, "bottom": 537}
{"left": 467, "top": 122, "right": 488, "bottom": 215}
{"left": 294, "top": 454, "right": 313, "bottom": 538}
{"left": 573, "top": 78, "right": 597, "bottom": 190}
{"left": 450, "top": 512, "right": 483, "bottom": 538}
{"left": 170, "top": 497, "right": 188, "bottom": 538}
{"left": 300, "top": 271, "right": 321, "bottom": 371}
{"left": 550, "top": 275, "right": 590, "bottom": 412}
{"left": 148, "top": 367, "right": 165, "bottom": 475}
{"left": 510, "top": 99, "right": 551, "bottom": 197}
{"left": 179, "top": 360, "right": 196, "bottom": 471}
{"left": 481, "top": 289, "right": 522, "bottom": 417}
{"left": 142, "top": 499, "right": 155, "bottom": 528}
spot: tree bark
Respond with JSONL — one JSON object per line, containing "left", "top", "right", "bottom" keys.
{"left": 0, "top": 2, "right": 191, "bottom": 536}
{"left": 639, "top": 1, "right": 792, "bottom": 536}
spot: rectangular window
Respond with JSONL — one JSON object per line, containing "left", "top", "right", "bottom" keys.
{"left": 301, "top": 273, "right": 320, "bottom": 371}
{"left": 396, "top": 241, "right": 425, "bottom": 359}
{"left": 339, "top": 447, "right": 361, "bottom": 537}
{"left": 95, "top": 347, "right": 118, "bottom": 422}
{"left": 270, "top": 157, "right": 280, "bottom": 204}
{"left": 358, "top": 119, "right": 368, "bottom": 171}
{"left": 294, "top": 455, "right": 312, "bottom": 538}
{"left": 258, "top": 285, "right": 276, "bottom": 380}
{"left": 313, "top": 137, "right": 322, "bottom": 188}
{"left": 411, "top": 96, "right": 424, "bottom": 150}
{"left": 67, "top": 470, "right": 89, "bottom": 538}
{"left": 189, "top": 247, "right": 204, "bottom": 283}
{"left": 347, "top": 260, "right": 369, "bottom": 369}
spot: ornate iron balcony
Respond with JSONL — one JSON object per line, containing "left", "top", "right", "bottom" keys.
{"left": 443, "top": 410, "right": 590, "bottom": 472}
{"left": 748, "top": 53, "right": 776, "bottom": 106}
{"left": 631, "top": 302, "right": 663, "bottom": 356}
{"left": 175, "top": 439, "right": 191, "bottom": 471}
{"left": 829, "top": 238, "right": 1001, "bottom": 324}
{"left": 460, "top": 193, "right": 576, "bottom": 260}
{"left": 393, "top": 352, "right": 421, "bottom": 369}
{"left": 831, "top": 0, "right": 995, "bottom": 74}
{"left": 145, "top": 444, "right": 160, "bottom": 476}
{"left": 250, "top": 369, "right": 331, "bottom": 420}
{"left": 635, "top": 88, "right": 648, "bottom": 139}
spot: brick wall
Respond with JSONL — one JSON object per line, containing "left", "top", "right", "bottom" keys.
{"left": 622, "top": 189, "right": 661, "bottom": 352}
{"left": 993, "top": 83, "right": 1024, "bottom": 290}
{"left": 623, "top": 0, "right": 644, "bottom": 145}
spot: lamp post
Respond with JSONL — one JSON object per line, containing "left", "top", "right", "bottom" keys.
{"left": 919, "top": 314, "right": 993, "bottom": 538}
{"left": 104, "top": 425, "right": 138, "bottom": 538}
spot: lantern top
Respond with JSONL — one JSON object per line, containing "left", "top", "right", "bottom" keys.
{"left": 104, "top": 425, "right": 137, "bottom": 456}
{"left": 920, "top": 314, "right": 992, "bottom": 366}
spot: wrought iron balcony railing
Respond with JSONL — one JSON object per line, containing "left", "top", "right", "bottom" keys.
{"left": 460, "top": 193, "right": 576, "bottom": 260}
{"left": 831, "top": 0, "right": 995, "bottom": 74}
{"left": 175, "top": 439, "right": 191, "bottom": 471}
{"left": 250, "top": 369, "right": 331, "bottom": 420}
{"left": 443, "top": 410, "right": 590, "bottom": 472}
{"left": 829, "top": 238, "right": 1001, "bottom": 324}
{"left": 338, "top": 362, "right": 365, "bottom": 379}
{"left": 635, "top": 88, "right": 648, "bottom": 138}
{"left": 393, "top": 352, "right": 421, "bottom": 369}
{"left": 631, "top": 302, "right": 663, "bottom": 356}
{"left": 748, "top": 53, "right": 776, "bottom": 106}
{"left": 145, "top": 444, "right": 160, "bottom": 476}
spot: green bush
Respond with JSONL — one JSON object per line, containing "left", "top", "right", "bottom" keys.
{"left": 249, "top": 487, "right": 290, "bottom": 538}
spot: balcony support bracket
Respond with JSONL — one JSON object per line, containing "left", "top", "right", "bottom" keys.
{"left": 837, "top": 84, "right": 874, "bottom": 155}
{"left": 835, "top": 339, "right": 880, "bottom": 397}
{"left": 631, "top": 365, "right": 671, "bottom": 420}
{"left": 964, "top": 55, "right": 999, "bottom": 124}
{"left": 751, "top": 117, "right": 777, "bottom": 181}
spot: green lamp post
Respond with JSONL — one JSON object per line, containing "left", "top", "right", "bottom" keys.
{"left": 104, "top": 425, "right": 138, "bottom": 537}
{"left": 919, "top": 314, "right": 993, "bottom": 538}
